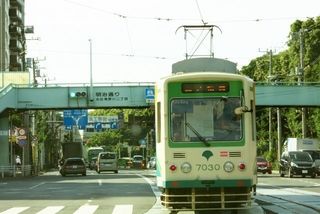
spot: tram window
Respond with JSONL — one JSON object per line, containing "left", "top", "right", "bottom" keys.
{"left": 170, "top": 97, "right": 242, "bottom": 142}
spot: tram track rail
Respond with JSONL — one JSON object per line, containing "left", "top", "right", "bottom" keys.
{"left": 254, "top": 191, "right": 320, "bottom": 214}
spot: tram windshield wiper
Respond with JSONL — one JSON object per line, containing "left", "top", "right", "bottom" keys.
{"left": 185, "top": 122, "right": 210, "bottom": 147}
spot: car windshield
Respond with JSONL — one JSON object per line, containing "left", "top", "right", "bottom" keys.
{"left": 305, "top": 151, "right": 320, "bottom": 160}
{"left": 170, "top": 97, "right": 242, "bottom": 142}
{"left": 257, "top": 157, "right": 267, "bottom": 162}
{"left": 134, "top": 156, "right": 143, "bottom": 161}
{"left": 290, "top": 152, "right": 312, "bottom": 161}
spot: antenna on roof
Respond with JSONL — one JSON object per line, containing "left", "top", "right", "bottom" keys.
{"left": 176, "top": 24, "right": 222, "bottom": 60}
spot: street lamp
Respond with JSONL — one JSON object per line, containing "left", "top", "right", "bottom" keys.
{"left": 88, "top": 39, "right": 94, "bottom": 102}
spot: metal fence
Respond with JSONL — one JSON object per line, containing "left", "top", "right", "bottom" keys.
{"left": 0, "top": 165, "right": 35, "bottom": 178}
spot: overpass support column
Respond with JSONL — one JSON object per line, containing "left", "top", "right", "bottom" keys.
{"left": 0, "top": 115, "right": 9, "bottom": 166}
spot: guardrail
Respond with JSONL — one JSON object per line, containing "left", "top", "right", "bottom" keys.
{"left": 0, "top": 165, "right": 34, "bottom": 178}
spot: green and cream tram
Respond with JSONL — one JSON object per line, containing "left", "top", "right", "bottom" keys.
{"left": 155, "top": 58, "right": 257, "bottom": 213}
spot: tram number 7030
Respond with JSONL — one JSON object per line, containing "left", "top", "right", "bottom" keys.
{"left": 196, "top": 163, "right": 221, "bottom": 171}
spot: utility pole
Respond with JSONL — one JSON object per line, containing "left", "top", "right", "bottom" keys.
{"left": 260, "top": 48, "right": 274, "bottom": 153}
{"left": 89, "top": 39, "right": 94, "bottom": 102}
{"left": 268, "top": 50, "right": 273, "bottom": 153}
{"left": 298, "top": 29, "right": 307, "bottom": 138}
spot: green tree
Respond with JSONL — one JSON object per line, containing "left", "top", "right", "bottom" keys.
{"left": 241, "top": 16, "right": 320, "bottom": 159}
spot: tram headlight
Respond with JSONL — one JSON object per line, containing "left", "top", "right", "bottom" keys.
{"left": 224, "top": 161, "right": 234, "bottom": 173}
{"left": 181, "top": 162, "right": 192, "bottom": 173}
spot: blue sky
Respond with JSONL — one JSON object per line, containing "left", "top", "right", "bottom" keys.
{"left": 25, "top": 0, "right": 320, "bottom": 84}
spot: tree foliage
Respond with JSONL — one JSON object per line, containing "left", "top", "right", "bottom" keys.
{"left": 241, "top": 16, "right": 320, "bottom": 159}
{"left": 87, "top": 108, "right": 155, "bottom": 150}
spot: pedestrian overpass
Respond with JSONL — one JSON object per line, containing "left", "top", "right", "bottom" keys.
{"left": 1, "top": 82, "right": 319, "bottom": 114}
{"left": 1, "top": 82, "right": 320, "bottom": 167}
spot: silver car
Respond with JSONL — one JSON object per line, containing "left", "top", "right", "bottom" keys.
{"left": 96, "top": 152, "right": 118, "bottom": 174}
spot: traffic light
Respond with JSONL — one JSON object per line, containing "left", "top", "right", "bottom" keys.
{"left": 70, "top": 91, "right": 87, "bottom": 98}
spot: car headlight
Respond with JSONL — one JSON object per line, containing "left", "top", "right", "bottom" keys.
{"left": 290, "top": 162, "right": 298, "bottom": 167}
{"left": 181, "top": 162, "right": 192, "bottom": 173}
{"left": 224, "top": 161, "right": 234, "bottom": 173}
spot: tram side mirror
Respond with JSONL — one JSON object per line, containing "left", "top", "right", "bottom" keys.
{"left": 234, "top": 106, "right": 251, "bottom": 115}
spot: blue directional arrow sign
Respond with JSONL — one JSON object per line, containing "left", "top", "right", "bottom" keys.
{"left": 145, "top": 88, "right": 154, "bottom": 104}
{"left": 63, "top": 109, "right": 88, "bottom": 130}
{"left": 145, "top": 88, "right": 154, "bottom": 99}
{"left": 95, "top": 122, "right": 102, "bottom": 131}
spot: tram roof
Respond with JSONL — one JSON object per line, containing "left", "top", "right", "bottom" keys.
{"left": 172, "top": 58, "right": 238, "bottom": 74}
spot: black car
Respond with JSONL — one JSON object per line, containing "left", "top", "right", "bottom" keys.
{"left": 303, "top": 150, "right": 320, "bottom": 176}
{"left": 59, "top": 157, "right": 87, "bottom": 176}
{"left": 279, "top": 151, "right": 316, "bottom": 178}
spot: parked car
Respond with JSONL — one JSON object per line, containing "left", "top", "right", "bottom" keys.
{"left": 147, "top": 156, "right": 156, "bottom": 169}
{"left": 96, "top": 152, "right": 118, "bottom": 173}
{"left": 256, "top": 156, "right": 272, "bottom": 174}
{"left": 132, "top": 155, "right": 145, "bottom": 169}
{"left": 59, "top": 157, "right": 86, "bottom": 176}
{"left": 279, "top": 151, "right": 316, "bottom": 178}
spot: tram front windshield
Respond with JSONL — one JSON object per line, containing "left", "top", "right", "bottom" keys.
{"left": 170, "top": 97, "right": 242, "bottom": 142}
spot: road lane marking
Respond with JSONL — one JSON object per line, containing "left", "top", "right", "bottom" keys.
{"left": 0, "top": 207, "right": 29, "bottom": 214}
{"left": 73, "top": 205, "right": 98, "bottom": 214}
{"left": 112, "top": 205, "right": 133, "bottom": 214}
{"left": 137, "top": 173, "right": 164, "bottom": 214}
{"left": 36, "top": 206, "right": 64, "bottom": 214}
{"left": 29, "top": 182, "right": 45, "bottom": 189}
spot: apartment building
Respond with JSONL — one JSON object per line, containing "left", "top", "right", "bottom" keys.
{"left": 0, "top": 0, "right": 30, "bottom": 87}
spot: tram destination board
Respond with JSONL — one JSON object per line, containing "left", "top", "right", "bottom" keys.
{"left": 182, "top": 82, "right": 229, "bottom": 93}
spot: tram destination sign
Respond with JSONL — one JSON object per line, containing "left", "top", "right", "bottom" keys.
{"left": 182, "top": 82, "right": 229, "bottom": 93}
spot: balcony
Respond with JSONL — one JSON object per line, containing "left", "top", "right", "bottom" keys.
{"left": 10, "top": 0, "right": 25, "bottom": 10}
{"left": 9, "top": 8, "right": 23, "bottom": 23}
{"left": 9, "top": 39, "right": 23, "bottom": 51}
{"left": 9, "top": 25, "right": 22, "bottom": 36}
{"left": 9, "top": 54, "right": 23, "bottom": 71}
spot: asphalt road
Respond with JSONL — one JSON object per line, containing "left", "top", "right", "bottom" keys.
{"left": 1, "top": 169, "right": 319, "bottom": 214}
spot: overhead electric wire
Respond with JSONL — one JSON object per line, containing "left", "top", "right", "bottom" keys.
{"left": 62, "top": 0, "right": 315, "bottom": 24}
{"left": 27, "top": 48, "right": 175, "bottom": 60}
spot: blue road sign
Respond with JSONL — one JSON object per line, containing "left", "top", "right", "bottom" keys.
{"left": 63, "top": 109, "right": 88, "bottom": 129}
{"left": 145, "top": 88, "right": 154, "bottom": 99}
{"left": 95, "top": 122, "right": 102, "bottom": 131}
{"left": 18, "top": 139, "right": 27, "bottom": 147}
{"left": 139, "top": 139, "right": 146, "bottom": 145}
{"left": 110, "top": 122, "right": 118, "bottom": 129}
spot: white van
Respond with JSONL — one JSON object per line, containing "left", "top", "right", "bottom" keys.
{"left": 96, "top": 152, "right": 118, "bottom": 174}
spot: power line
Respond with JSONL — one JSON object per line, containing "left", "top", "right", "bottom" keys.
{"left": 27, "top": 48, "right": 176, "bottom": 60}
{"left": 62, "top": 0, "right": 315, "bottom": 24}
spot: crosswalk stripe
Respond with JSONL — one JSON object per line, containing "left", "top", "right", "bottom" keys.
{"left": 112, "top": 205, "right": 133, "bottom": 214}
{"left": 73, "top": 205, "right": 98, "bottom": 214}
{"left": 36, "top": 206, "right": 64, "bottom": 214}
{"left": 0, "top": 207, "right": 29, "bottom": 214}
